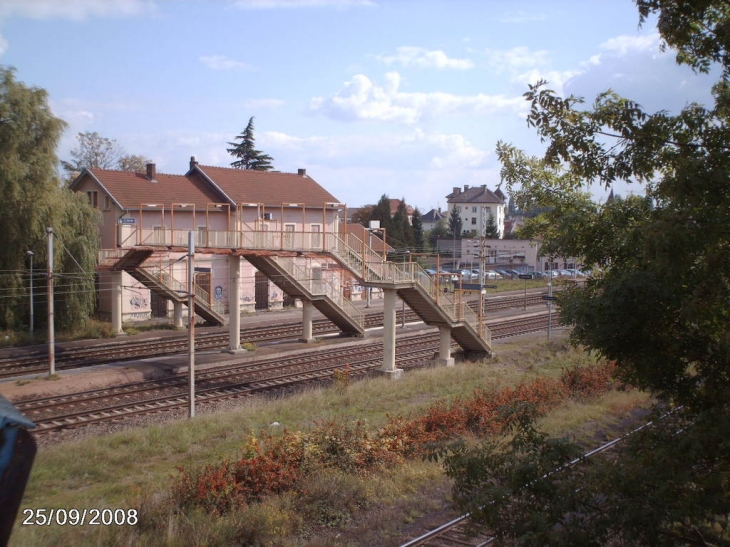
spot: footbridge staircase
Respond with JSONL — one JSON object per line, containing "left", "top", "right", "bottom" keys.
{"left": 326, "top": 232, "right": 492, "bottom": 355}
{"left": 244, "top": 254, "right": 364, "bottom": 336}
{"left": 98, "top": 249, "right": 227, "bottom": 326}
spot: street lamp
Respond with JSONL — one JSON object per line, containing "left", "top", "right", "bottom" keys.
{"left": 26, "top": 250, "right": 34, "bottom": 334}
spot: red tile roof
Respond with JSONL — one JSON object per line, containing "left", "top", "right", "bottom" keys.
{"left": 194, "top": 165, "right": 340, "bottom": 207}
{"left": 75, "top": 168, "right": 223, "bottom": 210}
{"left": 71, "top": 164, "right": 342, "bottom": 211}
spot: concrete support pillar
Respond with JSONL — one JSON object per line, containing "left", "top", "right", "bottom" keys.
{"left": 173, "top": 301, "right": 184, "bottom": 329}
{"left": 382, "top": 288, "right": 403, "bottom": 379}
{"left": 228, "top": 255, "right": 242, "bottom": 352}
{"left": 300, "top": 299, "right": 314, "bottom": 343}
{"left": 111, "top": 271, "right": 124, "bottom": 335}
{"left": 438, "top": 325, "right": 455, "bottom": 367}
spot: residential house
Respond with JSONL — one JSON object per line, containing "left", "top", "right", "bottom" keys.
{"left": 420, "top": 208, "right": 446, "bottom": 232}
{"left": 445, "top": 184, "right": 506, "bottom": 238}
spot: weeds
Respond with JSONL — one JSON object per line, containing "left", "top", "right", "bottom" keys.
{"left": 170, "top": 360, "right": 619, "bottom": 516}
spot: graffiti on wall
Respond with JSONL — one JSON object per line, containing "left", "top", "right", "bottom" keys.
{"left": 129, "top": 295, "right": 149, "bottom": 309}
{"left": 214, "top": 286, "right": 223, "bottom": 301}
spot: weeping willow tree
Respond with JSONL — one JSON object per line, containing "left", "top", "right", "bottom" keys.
{"left": 0, "top": 66, "right": 100, "bottom": 331}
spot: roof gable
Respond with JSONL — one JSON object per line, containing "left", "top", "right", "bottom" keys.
{"left": 72, "top": 168, "right": 224, "bottom": 210}
{"left": 446, "top": 185, "right": 505, "bottom": 205}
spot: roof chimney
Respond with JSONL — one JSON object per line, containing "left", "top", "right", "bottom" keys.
{"left": 146, "top": 163, "right": 157, "bottom": 182}
{"left": 297, "top": 168, "right": 307, "bottom": 177}
{"left": 453, "top": 187, "right": 460, "bottom": 195}
{"left": 464, "top": 184, "right": 470, "bottom": 191}
{"left": 190, "top": 156, "right": 198, "bottom": 170}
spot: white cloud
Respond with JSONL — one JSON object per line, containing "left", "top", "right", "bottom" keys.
{"left": 588, "top": 33, "right": 662, "bottom": 65}
{"left": 481, "top": 46, "right": 580, "bottom": 96}
{"left": 233, "top": 0, "right": 374, "bottom": 9}
{"left": 600, "top": 33, "right": 660, "bottom": 55}
{"left": 513, "top": 68, "right": 582, "bottom": 96}
{"left": 199, "top": 55, "right": 254, "bottom": 71}
{"left": 0, "top": 33, "right": 7, "bottom": 56}
{"left": 377, "top": 47, "right": 474, "bottom": 70}
{"left": 0, "top": 0, "right": 157, "bottom": 21}
{"left": 310, "top": 72, "right": 526, "bottom": 124}
{"left": 259, "top": 128, "right": 488, "bottom": 170}
{"left": 484, "top": 46, "right": 550, "bottom": 74}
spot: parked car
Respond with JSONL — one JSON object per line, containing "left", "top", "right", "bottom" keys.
{"left": 439, "top": 270, "right": 458, "bottom": 282}
{"left": 484, "top": 270, "right": 503, "bottom": 279}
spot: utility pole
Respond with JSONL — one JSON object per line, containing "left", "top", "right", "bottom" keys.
{"left": 46, "top": 228, "right": 54, "bottom": 375}
{"left": 26, "top": 251, "right": 34, "bottom": 335}
{"left": 547, "top": 258, "right": 553, "bottom": 341}
{"left": 188, "top": 231, "right": 196, "bottom": 418}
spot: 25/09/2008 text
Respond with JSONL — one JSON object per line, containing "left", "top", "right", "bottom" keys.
{"left": 22, "top": 508, "right": 138, "bottom": 526}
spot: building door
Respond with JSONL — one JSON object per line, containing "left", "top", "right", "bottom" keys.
{"left": 194, "top": 270, "right": 212, "bottom": 305}
{"left": 150, "top": 292, "right": 167, "bottom": 318}
{"left": 284, "top": 224, "right": 295, "bottom": 249}
{"left": 254, "top": 271, "right": 269, "bottom": 310}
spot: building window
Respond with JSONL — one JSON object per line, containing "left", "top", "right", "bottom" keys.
{"left": 472, "top": 206, "right": 477, "bottom": 213}
{"left": 471, "top": 218, "right": 476, "bottom": 225}
{"left": 86, "top": 191, "right": 98, "bottom": 208}
{"left": 104, "top": 195, "right": 111, "bottom": 210}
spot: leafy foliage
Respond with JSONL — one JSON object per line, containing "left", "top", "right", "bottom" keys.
{"left": 0, "top": 67, "right": 100, "bottom": 330}
{"left": 411, "top": 206, "right": 425, "bottom": 250}
{"left": 171, "top": 360, "right": 617, "bottom": 515}
{"left": 446, "top": 1, "right": 730, "bottom": 543}
{"left": 485, "top": 212, "right": 500, "bottom": 238}
{"left": 227, "top": 116, "right": 274, "bottom": 171}
{"left": 447, "top": 206, "right": 462, "bottom": 238}
{"left": 62, "top": 131, "right": 124, "bottom": 179}
{"left": 62, "top": 131, "right": 151, "bottom": 181}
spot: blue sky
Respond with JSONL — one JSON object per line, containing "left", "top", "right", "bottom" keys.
{"left": 0, "top": 0, "right": 717, "bottom": 213}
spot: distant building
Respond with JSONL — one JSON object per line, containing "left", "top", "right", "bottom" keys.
{"left": 446, "top": 184, "right": 506, "bottom": 238}
{"left": 421, "top": 208, "right": 447, "bottom": 231}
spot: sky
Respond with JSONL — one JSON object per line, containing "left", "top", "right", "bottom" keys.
{"left": 0, "top": 0, "right": 718, "bottom": 214}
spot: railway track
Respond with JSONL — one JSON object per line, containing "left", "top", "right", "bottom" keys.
{"left": 0, "top": 292, "right": 551, "bottom": 380}
{"left": 398, "top": 418, "right": 647, "bottom": 547}
{"left": 12, "top": 314, "right": 559, "bottom": 438}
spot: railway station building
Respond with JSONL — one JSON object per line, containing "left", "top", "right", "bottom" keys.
{"left": 71, "top": 157, "right": 493, "bottom": 374}
{"left": 70, "top": 158, "right": 371, "bottom": 324}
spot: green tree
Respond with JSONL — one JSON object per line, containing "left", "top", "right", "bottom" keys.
{"left": 427, "top": 218, "right": 448, "bottom": 249}
{"left": 117, "top": 153, "right": 152, "bottom": 172}
{"left": 484, "top": 212, "right": 500, "bottom": 238}
{"left": 370, "top": 194, "right": 393, "bottom": 233}
{"left": 227, "top": 117, "right": 274, "bottom": 171}
{"left": 351, "top": 204, "right": 374, "bottom": 226}
{"left": 391, "top": 198, "right": 414, "bottom": 248}
{"left": 62, "top": 132, "right": 151, "bottom": 180}
{"left": 62, "top": 131, "right": 124, "bottom": 179}
{"left": 412, "top": 207, "right": 425, "bottom": 251}
{"left": 442, "top": 1, "right": 730, "bottom": 543}
{"left": 447, "top": 206, "right": 462, "bottom": 238}
{"left": 0, "top": 67, "right": 100, "bottom": 331}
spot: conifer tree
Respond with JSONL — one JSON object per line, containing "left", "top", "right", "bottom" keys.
{"left": 227, "top": 117, "right": 274, "bottom": 171}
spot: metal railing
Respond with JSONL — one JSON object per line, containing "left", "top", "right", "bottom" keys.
{"left": 136, "top": 262, "right": 226, "bottom": 318}
{"left": 273, "top": 256, "right": 364, "bottom": 330}
{"left": 108, "top": 227, "right": 487, "bottom": 344}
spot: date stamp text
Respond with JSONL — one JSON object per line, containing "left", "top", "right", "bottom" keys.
{"left": 22, "top": 508, "right": 138, "bottom": 526}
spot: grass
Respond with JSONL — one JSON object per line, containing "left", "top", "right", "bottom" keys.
{"left": 10, "top": 333, "right": 650, "bottom": 547}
